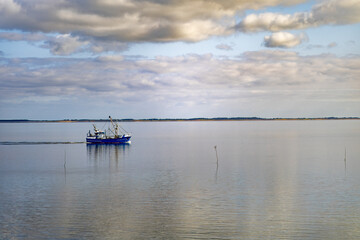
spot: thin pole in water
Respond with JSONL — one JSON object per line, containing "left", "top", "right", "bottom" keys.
{"left": 344, "top": 147, "right": 347, "bottom": 173}
{"left": 64, "top": 150, "right": 67, "bottom": 168}
{"left": 345, "top": 147, "right": 347, "bottom": 161}
{"left": 64, "top": 150, "right": 67, "bottom": 183}
{"left": 214, "top": 145, "right": 219, "bottom": 181}
{"left": 214, "top": 145, "right": 219, "bottom": 165}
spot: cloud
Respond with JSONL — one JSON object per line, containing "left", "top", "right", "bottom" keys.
{"left": 0, "top": 32, "right": 45, "bottom": 41}
{"left": 42, "top": 34, "right": 86, "bottom": 55}
{"left": 1, "top": 51, "right": 359, "bottom": 111}
{"left": 0, "top": 31, "right": 129, "bottom": 55}
{"left": 1, "top": 0, "right": 358, "bottom": 56}
{"left": 0, "top": 0, "right": 306, "bottom": 43}
{"left": 237, "top": 0, "right": 360, "bottom": 32}
{"left": 306, "top": 42, "right": 338, "bottom": 50}
{"left": 89, "top": 40, "right": 128, "bottom": 54}
{"left": 0, "top": 0, "right": 20, "bottom": 14}
{"left": 216, "top": 44, "right": 233, "bottom": 51}
{"left": 264, "top": 32, "right": 307, "bottom": 48}
{"left": 1, "top": 50, "right": 359, "bottom": 117}
{"left": 0, "top": 32, "right": 89, "bottom": 55}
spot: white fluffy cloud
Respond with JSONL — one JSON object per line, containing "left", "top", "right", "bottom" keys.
{"left": 237, "top": 0, "right": 360, "bottom": 32}
{"left": 264, "top": 32, "right": 307, "bottom": 48}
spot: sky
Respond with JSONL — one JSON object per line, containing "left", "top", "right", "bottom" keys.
{"left": 0, "top": 0, "right": 359, "bottom": 120}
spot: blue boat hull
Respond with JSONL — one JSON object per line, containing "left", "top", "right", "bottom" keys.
{"left": 86, "top": 136, "right": 131, "bottom": 144}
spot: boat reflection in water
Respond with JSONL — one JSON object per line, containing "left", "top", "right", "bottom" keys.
{"left": 86, "top": 143, "right": 130, "bottom": 169}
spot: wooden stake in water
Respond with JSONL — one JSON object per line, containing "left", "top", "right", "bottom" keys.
{"left": 64, "top": 150, "right": 67, "bottom": 183}
{"left": 344, "top": 147, "right": 347, "bottom": 161}
{"left": 344, "top": 147, "right": 347, "bottom": 171}
{"left": 214, "top": 145, "right": 219, "bottom": 165}
{"left": 64, "top": 150, "right": 67, "bottom": 168}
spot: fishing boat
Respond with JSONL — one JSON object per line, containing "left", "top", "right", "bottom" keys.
{"left": 86, "top": 116, "right": 131, "bottom": 144}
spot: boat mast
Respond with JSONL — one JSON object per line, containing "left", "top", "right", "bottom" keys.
{"left": 109, "top": 116, "right": 119, "bottom": 137}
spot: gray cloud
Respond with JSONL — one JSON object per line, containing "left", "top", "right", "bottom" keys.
{"left": 264, "top": 32, "right": 307, "bottom": 48}
{"left": 42, "top": 34, "right": 86, "bottom": 55}
{"left": 0, "top": 31, "right": 128, "bottom": 55}
{"left": 237, "top": 0, "right": 360, "bottom": 32}
{"left": 0, "top": 0, "right": 306, "bottom": 43}
{"left": 0, "top": 32, "right": 45, "bottom": 41}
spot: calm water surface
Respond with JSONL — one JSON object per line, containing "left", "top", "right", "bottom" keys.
{"left": 0, "top": 120, "right": 360, "bottom": 239}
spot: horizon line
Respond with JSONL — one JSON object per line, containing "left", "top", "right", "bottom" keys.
{"left": 0, "top": 116, "right": 359, "bottom": 123}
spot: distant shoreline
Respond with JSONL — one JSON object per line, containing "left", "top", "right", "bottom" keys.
{"left": 0, "top": 117, "right": 359, "bottom": 123}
